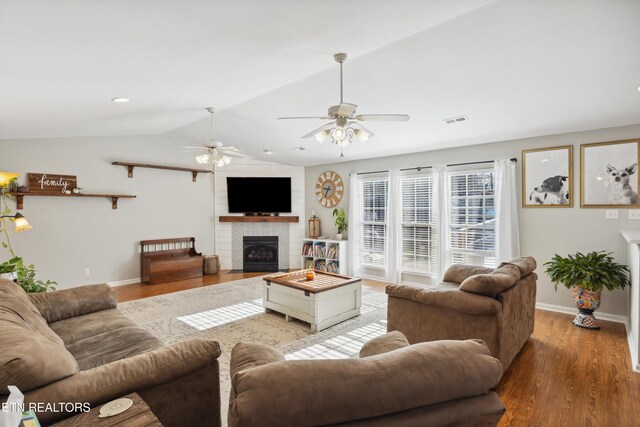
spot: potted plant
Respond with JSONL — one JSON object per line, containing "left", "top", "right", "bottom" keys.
{"left": 332, "top": 208, "right": 348, "bottom": 240}
{"left": 544, "top": 251, "right": 630, "bottom": 329}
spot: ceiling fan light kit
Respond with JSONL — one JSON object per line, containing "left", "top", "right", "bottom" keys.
{"left": 278, "top": 52, "right": 409, "bottom": 157}
{"left": 186, "top": 107, "right": 250, "bottom": 170}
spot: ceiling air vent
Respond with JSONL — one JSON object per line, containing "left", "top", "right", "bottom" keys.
{"left": 444, "top": 115, "right": 469, "bottom": 125}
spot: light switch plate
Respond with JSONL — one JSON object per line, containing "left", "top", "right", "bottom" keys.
{"left": 605, "top": 209, "right": 619, "bottom": 220}
{"left": 629, "top": 210, "right": 640, "bottom": 220}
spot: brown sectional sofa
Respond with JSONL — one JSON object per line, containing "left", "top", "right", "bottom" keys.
{"left": 0, "top": 279, "right": 221, "bottom": 426}
{"left": 386, "top": 256, "right": 537, "bottom": 372}
{"left": 228, "top": 331, "right": 506, "bottom": 427}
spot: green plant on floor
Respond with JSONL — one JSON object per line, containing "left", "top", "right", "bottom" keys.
{"left": 332, "top": 208, "right": 348, "bottom": 234}
{"left": 544, "top": 251, "right": 630, "bottom": 292}
{"left": 0, "top": 190, "right": 56, "bottom": 292}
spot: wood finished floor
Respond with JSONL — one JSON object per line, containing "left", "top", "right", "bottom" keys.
{"left": 113, "top": 271, "right": 640, "bottom": 426}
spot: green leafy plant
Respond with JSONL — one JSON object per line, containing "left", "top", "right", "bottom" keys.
{"left": 544, "top": 251, "right": 630, "bottom": 292}
{"left": 332, "top": 208, "right": 348, "bottom": 234}
{"left": 0, "top": 191, "right": 57, "bottom": 292}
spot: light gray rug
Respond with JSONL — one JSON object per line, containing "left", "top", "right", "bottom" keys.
{"left": 119, "top": 276, "right": 387, "bottom": 423}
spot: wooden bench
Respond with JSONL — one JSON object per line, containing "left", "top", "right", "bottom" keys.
{"left": 140, "top": 237, "right": 203, "bottom": 285}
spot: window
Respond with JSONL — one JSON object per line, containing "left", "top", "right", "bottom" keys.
{"left": 448, "top": 170, "right": 496, "bottom": 268}
{"left": 401, "top": 175, "right": 437, "bottom": 276}
{"left": 360, "top": 178, "right": 389, "bottom": 268}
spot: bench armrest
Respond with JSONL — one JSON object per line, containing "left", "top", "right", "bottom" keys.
{"left": 24, "top": 339, "right": 220, "bottom": 422}
{"left": 386, "top": 283, "right": 501, "bottom": 315}
{"left": 29, "top": 284, "right": 117, "bottom": 323}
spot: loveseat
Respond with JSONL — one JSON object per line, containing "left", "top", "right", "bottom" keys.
{"left": 228, "top": 331, "right": 505, "bottom": 426}
{"left": 386, "top": 256, "right": 537, "bottom": 372}
{"left": 0, "top": 279, "right": 221, "bottom": 426}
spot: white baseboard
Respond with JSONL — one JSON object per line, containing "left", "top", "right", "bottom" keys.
{"left": 626, "top": 320, "right": 640, "bottom": 373}
{"left": 535, "top": 302, "right": 628, "bottom": 324}
{"left": 107, "top": 277, "right": 141, "bottom": 287}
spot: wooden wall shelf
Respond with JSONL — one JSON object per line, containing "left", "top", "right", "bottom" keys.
{"left": 7, "top": 192, "right": 136, "bottom": 210}
{"left": 112, "top": 162, "right": 212, "bottom": 182}
{"left": 219, "top": 216, "right": 299, "bottom": 223}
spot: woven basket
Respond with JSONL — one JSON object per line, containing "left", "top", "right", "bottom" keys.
{"left": 203, "top": 255, "right": 220, "bottom": 275}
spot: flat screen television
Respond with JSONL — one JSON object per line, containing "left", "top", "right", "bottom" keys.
{"left": 226, "top": 177, "right": 292, "bottom": 214}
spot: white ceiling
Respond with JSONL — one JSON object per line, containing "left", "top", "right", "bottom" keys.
{"left": 2, "top": 0, "right": 640, "bottom": 167}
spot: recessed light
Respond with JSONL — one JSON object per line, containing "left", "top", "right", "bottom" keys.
{"left": 637, "top": 85, "right": 640, "bottom": 92}
{"left": 111, "top": 97, "right": 130, "bottom": 103}
{"left": 263, "top": 149, "right": 274, "bottom": 155}
{"left": 292, "top": 147, "right": 306, "bottom": 151}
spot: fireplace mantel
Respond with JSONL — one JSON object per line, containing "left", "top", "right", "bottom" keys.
{"left": 219, "top": 216, "right": 299, "bottom": 223}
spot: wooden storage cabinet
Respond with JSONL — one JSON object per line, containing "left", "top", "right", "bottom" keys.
{"left": 301, "top": 239, "right": 348, "bottom": 275}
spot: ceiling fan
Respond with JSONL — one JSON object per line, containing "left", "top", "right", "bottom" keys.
{"left": 182, "top": 107, "right": 250, "bottom": 168}
{"left": 278, "top": 53, "right": 409, "bottom": 157}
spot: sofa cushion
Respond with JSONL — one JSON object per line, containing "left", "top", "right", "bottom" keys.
{"left": 230, "top": 342, "right": 285, "bottom": 379}
{"left": 29, "top": 283, "right": 117, "bottom": 324}
{"left": 443, "top": 264, "right": 494, "bottom": 284}
{"left": 0, "top": 280, "right": 79, "bottom": 391}
{"left": 459, "top": 264, "right": 522, "bottom": 297}
{"left": 359, "top": 330, "right": 410, "bottom": 358}
{"left": 498, "top": 256, "right": 537, "bottom": 278}
{"left": 66, "top": 326, "right": 164, "bottom": 371}
{"left": 386, "top": 283, "right": 502, "bottom": 315}
{"left": 50, "top": 309, "right": 139, "bottom": 345}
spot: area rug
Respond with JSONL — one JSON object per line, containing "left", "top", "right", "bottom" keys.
{"left": 119, "top": 276, "right": 388, "bottom": 423}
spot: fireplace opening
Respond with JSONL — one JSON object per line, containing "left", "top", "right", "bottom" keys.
{"left": 243, "top": 236, "right": 278, "bottom": 272}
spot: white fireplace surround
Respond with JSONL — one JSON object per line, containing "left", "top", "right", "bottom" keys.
{"left": 232, "top": 223, "right": 290, "bottom": 270}
{"left": 214, "top": 158, "right": 305, "bottom": 270}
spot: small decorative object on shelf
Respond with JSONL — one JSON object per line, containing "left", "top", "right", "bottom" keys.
{"left": 28, "top": 173, "right": 77, "bottom": 194}
{"left": 17, "top": 185, "right": 28, "bottom": 193}
{"left": 305, "top": 270, "right": 315, "bottom": 281}
{"left": 72, "top": 187, "right": 84, "bottom": 194}
{"left": 544, "top": 251, "right": 630, "bottom": 329}
{"left": 308, "top": 211, "right": 321, "bottom": 238}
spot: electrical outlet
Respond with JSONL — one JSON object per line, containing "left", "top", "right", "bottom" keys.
{"left": 629, "top": 210, "right": 640, "bottom": 220}
{"left": 84, "top": 268, "right": 90, "bottom": 276}
{"left": 605, "top": 209, "right": 619, "bottom": 220}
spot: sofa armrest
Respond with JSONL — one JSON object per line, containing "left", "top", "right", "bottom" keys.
{"left": 24, "top": 338, "right": 220, "bottom": 422}
{"left": 230, "top": 342, "right": 285, "bottom": 379}
{"left": 28, "top": 284, "right": 117, "bottom": 323}
{"left": 359, "top": 330, "right": 410, "bottom": 358}
{"left": 386, "top": 283, "right": 501, "bottom": 315}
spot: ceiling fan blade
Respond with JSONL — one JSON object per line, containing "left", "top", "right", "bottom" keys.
{"left": 355, "top": 114, "right": 410, "bottom": 122}
{"left": 302, "top": 122, "right": 335, "bottom": 139}
{"left": 278, "top": 116, "right": 332, "bottom": 120}
{"left": 223, "top": 151, "right": 253, "bottom": 158}
{"left": 181, "top": 146, "right": 208, "bottom": 150}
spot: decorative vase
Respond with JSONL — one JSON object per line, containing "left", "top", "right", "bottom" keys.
{"left": 335, "top": 234, "right": 343, "bottom": 240}
{"left": 571, "top": 286, "right": 602, "bottom": 329}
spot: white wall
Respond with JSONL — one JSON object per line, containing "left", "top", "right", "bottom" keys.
{"left": 305, "top": 123, "right": 640, "bottom": 317}
{"left": 214, "top": 158, "right": 305, "bottom": 270}
{"left": 0, "top": 134, "right": 216, "bottom": 288}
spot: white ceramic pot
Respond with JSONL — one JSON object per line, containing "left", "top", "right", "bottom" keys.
{"left": 335, "top": 234, "right": 343, "bottom": 240}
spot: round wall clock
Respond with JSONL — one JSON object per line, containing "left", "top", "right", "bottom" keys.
{"left": 315, "top": 171, "right": 344, "bottom": 208}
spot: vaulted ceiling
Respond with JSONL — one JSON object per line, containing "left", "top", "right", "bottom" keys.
{"left": 2, "top": 0, "right": 639, "bottom": 166}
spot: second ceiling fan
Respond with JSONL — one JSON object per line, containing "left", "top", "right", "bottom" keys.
{"left": 278, "top": 53, "right": 409, "bottom": 157}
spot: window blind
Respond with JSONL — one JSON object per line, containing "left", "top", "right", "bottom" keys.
{"left": 447, "top": 170, "right": 497, "bottom": 268}
{"left": 360, "top": 177, "right": 389, "bottom": 268}
{"left": 400, "top": 174, "right": 437, "bottom": 276}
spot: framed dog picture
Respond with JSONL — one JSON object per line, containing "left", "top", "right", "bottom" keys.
{"left": 522, "top": 145, "right": 573, "bottom": 207}
{"left": 580, "top": 138, "right": 640, "bottom": 208}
